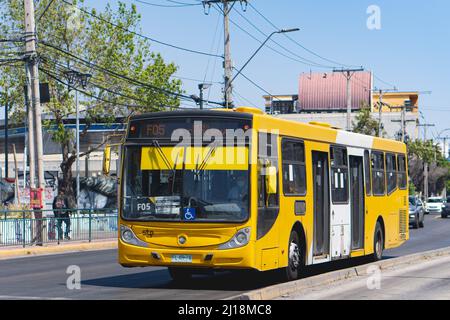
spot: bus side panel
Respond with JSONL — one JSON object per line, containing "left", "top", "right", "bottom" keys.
{"left": 276, "top": 140, "right": 317, "bottom": 269}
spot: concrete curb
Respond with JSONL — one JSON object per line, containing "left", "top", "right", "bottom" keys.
{"left": 0, "top": 240, "right": 117, "bottom": 260}
{"left": 228, "top": 246, "right": 450, "bottom": 300}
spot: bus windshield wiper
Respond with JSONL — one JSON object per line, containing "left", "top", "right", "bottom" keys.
{"left": 195, "top": 142, "right": 220, "bottom": 175}
{"left": 152, "top": 140, "right": 172, "bottom": 170}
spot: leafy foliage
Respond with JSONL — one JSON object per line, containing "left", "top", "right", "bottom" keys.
{"left": 407, "top": 139, "right": 449, "bottom": 196}
{"left": 352, "top": 102, "right": 383, "bottom": 137}
{"left": 0, "top": 0, "right": 183, "bottom": 203}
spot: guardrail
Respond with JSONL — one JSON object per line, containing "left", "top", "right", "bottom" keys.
{"left": 0, "top": 208, "right": 118, "bottom": 248}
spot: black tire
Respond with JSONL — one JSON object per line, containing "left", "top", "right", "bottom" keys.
{"left": 373, "top": 222, "right": 384, "bottom": 261}
{"left": 281, "top": 231, "right": 302, "bottom": 282}
{"left": 442, "top": 213, "right": 448, "bottom": 219}
{"left": 168, "top": 267, "right": 192, "bottom": 283}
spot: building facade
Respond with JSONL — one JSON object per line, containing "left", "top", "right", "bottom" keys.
{"left": 263, "top": 71, "right": 420, "bottom": 141}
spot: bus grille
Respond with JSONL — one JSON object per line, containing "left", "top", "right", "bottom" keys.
{"left": 399, "top": 209, "right": 407, "bottom": 240}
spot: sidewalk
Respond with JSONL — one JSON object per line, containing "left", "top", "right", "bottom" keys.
{"left": 0, "top": 238, "right": 117, "bottom": 260}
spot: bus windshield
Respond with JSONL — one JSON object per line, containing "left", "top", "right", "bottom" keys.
{"left": 122, "top": 146, "right": 249, "bottom": 222}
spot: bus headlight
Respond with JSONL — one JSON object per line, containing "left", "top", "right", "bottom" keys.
{"left": 120, "top": 225, "right": 149, "bottom": 248}
{"left": 218, "top": 228, "right": 251, "bottom": 250}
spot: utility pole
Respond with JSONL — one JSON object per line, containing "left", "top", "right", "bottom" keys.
{"left": 24, "top": 0, "right": 45, "bottom": 245}
{"left": 64, "top": 70, "right": 91, "bottom": 210}
{"left": 374, "top": 88, "right": 397, "bottom": 137}
{"left": 24, "top": 0, "right": 45, "bottom": 196}
{"left": 418, "top": 121, "right": 435, "bottom": 202}
{"left": 202, "top": 0, "right": 248, "bottom": 108}
{"left": 333, "top": 68, "right": 364, "bottom": 131}
{"left": 25, "top": 68, "right": 35, "bottom": 191}
{"left": 436, "top": 136, "right": 450, "bottom": 159}
{"left": 391, "top": 106, "right": 416, "bottom": 143}
{"left": 198, "top": 83, "right": 211, "bottom": 110}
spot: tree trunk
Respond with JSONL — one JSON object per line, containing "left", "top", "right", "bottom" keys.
{"left": 59, "top": 140, "right": 76, "bottom": 208}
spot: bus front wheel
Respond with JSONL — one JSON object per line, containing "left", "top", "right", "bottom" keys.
{"left": 373, "top": 222, "right": 384, "bottom": 261}
{"left": 168, "top": 267, "right": 192, "bottom": 283}
{"left": 281, "top": 231, "right": 302, "bottom": 282}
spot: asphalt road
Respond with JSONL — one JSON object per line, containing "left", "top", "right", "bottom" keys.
{"left": 280, "top": 254, "right": 450, "bottom": 300}
{"left": 0, "top": 213, "right": 449, "bottom": 300}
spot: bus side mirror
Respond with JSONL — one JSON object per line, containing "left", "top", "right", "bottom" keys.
{"left": 265, "top": 166, "right": 277, "bottom": 195}
{"left": 103, "top": 145, "right": 111, "bottom": 175}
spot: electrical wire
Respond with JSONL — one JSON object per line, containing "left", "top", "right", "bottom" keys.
{"left": 231, "top": 6, "right": 336, "bottom": 69}
{"left": 60, "top": 0, "right": 223, "bottom": 59}
{"left": 133, "top": 0, "right": 201, "bottom": 7}
{"left": 248, "top": 2, "right": 360, "bottom": 69}
{"left": 211, "top": 5, "right": 329, "bottom": 69}
{"left": 39, "top": 40, "right": 224, "bottom": 106}
{"left": 41, "top": 57, "right": 169, "bottom": 109}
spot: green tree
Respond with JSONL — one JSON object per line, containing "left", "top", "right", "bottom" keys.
{"left": 352, "top": 102, "right": 382, "bottom": 137}
{"left": 0, "top": 0, "right": 182, "bottom": 205}
{"left": 407, "top": 139, "right": 449, "bottom": 196}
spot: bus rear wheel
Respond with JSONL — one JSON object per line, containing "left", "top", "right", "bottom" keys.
{"left": 168, "top": 267, "right": 192, "bottom": 283}
{"left": 281, "top": 231, "right": 302, "bottom": 282}
{"left": 373, "top": 222, "right": 384, "bottom": 261}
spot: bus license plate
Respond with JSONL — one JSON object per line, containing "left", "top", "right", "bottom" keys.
{"left": 171, "top": 254, "right": 192, "bottom": 263}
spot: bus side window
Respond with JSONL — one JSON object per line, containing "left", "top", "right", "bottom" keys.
{"left": 257, "top": 132, "right": 280, "bottom": 240}
{"left": 281, "top": 139, "right": 306, "bottom": 196}
{"left": 397, "top": 154, "right": 407, "bottom": 189}
{"left": 364, "top": 150, "right": 372, "bottom": 196}
{"left": 386, "top": 153, "right": 397, "bottom": 194}
{"left": 372, "top": 152, "right": 386, "bottom": 196}
{"left": 330, "top": 146, "right": 349, "bottom": 203}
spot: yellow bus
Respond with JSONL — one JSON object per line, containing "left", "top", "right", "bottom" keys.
{"left": 117, "top": 107, "right": 408, "bottom": 281}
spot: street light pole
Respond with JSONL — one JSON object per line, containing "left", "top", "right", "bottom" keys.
{"left": 198, "top": 83, "right": 211, "bottom": 110}
{"left": 224, "top": 28, "right": 299, "bottom": 107}
{"left": 75, "top": 89, "right": 80, "bottom": 209}
{"left": 64, "top": 70, "right": 91, "bottom": 209}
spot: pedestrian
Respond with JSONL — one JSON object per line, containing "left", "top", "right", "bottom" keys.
{"left": 52, "top": 190, "right": 71, "bottom": 240}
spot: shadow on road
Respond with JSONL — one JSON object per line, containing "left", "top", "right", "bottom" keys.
{"left": 82, "top": 255, "right": 384, "bottom": 292}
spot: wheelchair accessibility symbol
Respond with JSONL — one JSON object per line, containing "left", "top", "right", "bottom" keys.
{"left": 183, "top": 208, "right": 196, "bottom": 221}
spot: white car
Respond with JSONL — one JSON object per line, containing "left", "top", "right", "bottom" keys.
{"left": 425, "top": 197, "right": 445, "bottom": 214}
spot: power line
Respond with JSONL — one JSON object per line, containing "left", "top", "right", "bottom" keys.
{"left": 233, "top": 67, "right": 280, "bottom": 102}
{"left": 48, "top": 32, "right": 219, "bottom": 86}
{"left": 40, "top": 67, "right": 169, "bottom": 110}
{"left": 39, "top": 40, "right": 225, "bottom": 106}
{"left": 233, "top": 89, "right": 258, "bottom": 108}
{"left": 231, "top": 6, "right": 335, "bottom": 69}
{"left": 248, "top": 2, "right": 359, "bottom": 69}
{"left": 60, "top": 0, "right": 223, "bottom": 58}
{"left": 211, "top": 5, "right": 330, "bottom": 69}
{"left": 37, "top": 0, "right": 56, "bottom": 22}
{"left": 133, "top": 0, "right": 201, "bottom": 7}
{"left": 41, "top": 57, "right": 173, "bottom": 109}
{"left": 373, "top": 73, "right": 396, "bottom": 88}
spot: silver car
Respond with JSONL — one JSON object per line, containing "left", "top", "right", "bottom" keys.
{"left": 409, "top": 196, "right": 425, "bottom": 229}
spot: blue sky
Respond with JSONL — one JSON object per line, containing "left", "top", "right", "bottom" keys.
{"left": 86, "top": 0, "right": 449, "bottom": 137}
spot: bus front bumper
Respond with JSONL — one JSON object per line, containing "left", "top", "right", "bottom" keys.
{"left": 118, "top": 239, "right": 255, "bottom": 270}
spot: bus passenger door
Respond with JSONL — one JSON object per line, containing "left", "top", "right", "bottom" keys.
{"left": 330, "top": 147, "right": 351, "bottom": 260}
{"left": 312, "top": 151, "right": 330, "bottom": 259}
{"left": 349, "top": 156, "right": 365, "bottom": 250}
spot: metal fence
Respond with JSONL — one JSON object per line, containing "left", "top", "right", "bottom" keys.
{"left": 0, "top": 209, "right": 118, "bottom": 247}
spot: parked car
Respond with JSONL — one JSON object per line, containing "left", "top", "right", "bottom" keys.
{"left": 442, "top": 197, "right": 450, "bottom": 218}
{"left": 425, "top": 197, "right": 445, "bottom": 214}
{"left": 409, "top": 196, "right": 425, "bottom": 228}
